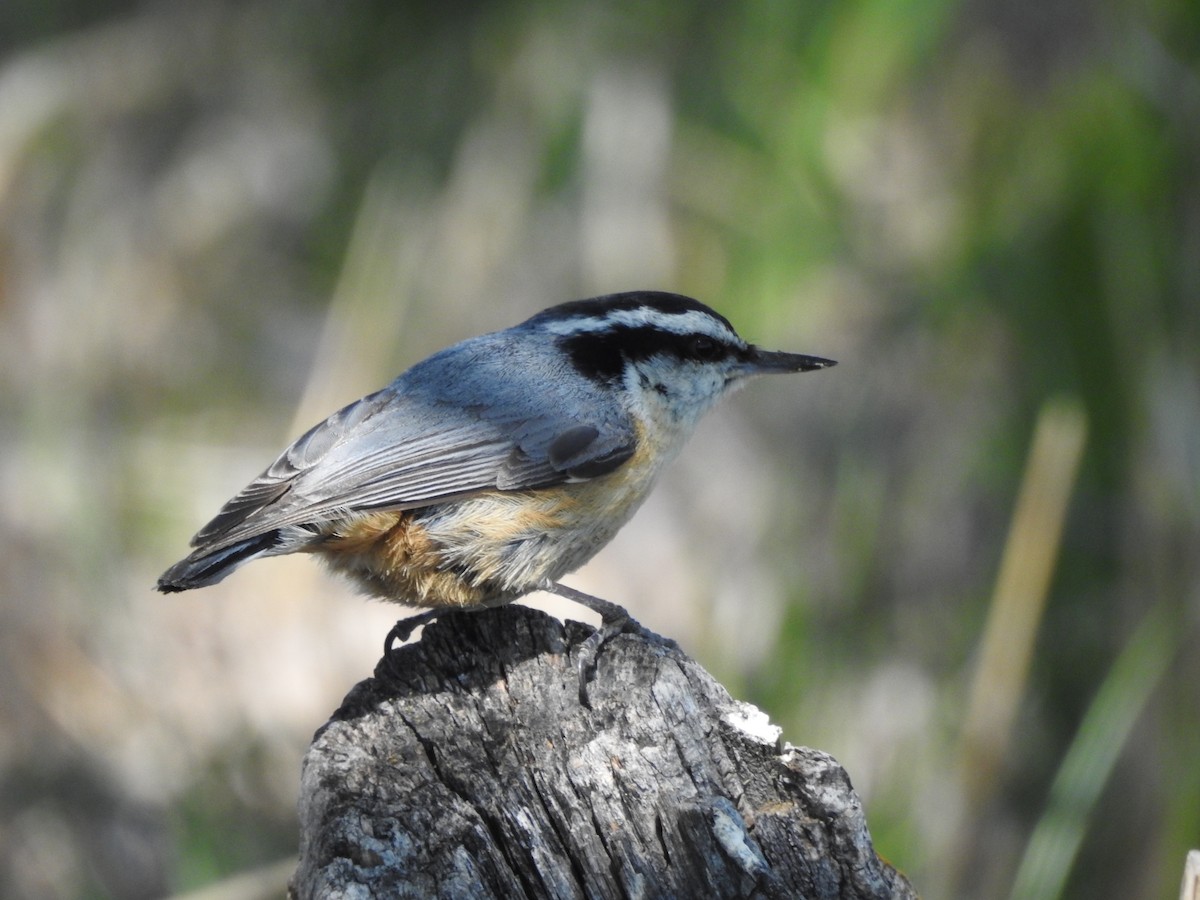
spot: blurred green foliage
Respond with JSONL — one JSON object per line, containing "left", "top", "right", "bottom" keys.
{"left": 1, "top": 2, "right": 1196, "bottom": 898}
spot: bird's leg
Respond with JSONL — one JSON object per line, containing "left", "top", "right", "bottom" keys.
{"left": 545, "top": 581, "right": 634, "bottom": 627}
{"left": 543, "top": 581, "right": 677, "bottom": 705}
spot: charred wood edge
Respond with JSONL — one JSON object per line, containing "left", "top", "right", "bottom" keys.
{"left": 290, "top": 604, "right": 916, "bottom": 899}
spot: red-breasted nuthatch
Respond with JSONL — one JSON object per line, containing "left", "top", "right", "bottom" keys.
{"left": 158, "top": 291, "right": 834, "bottom": 694}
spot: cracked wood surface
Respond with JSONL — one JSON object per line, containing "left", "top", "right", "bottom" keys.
{"left": 290, "top": 604, "right": 915, "bottom": 899}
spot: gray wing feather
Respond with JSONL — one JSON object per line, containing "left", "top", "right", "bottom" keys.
{"left": 190, "top": 340, "right": 634, "bottom": 552}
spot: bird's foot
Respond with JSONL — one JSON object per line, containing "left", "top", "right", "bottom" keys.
{"left": 382, "top": 609, "right": 442, "bottom": 676}
{"left": 543, "top": 582, "right": 677, "bottom": 706}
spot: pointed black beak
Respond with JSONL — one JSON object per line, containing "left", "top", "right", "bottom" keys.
{"left": 736, "top": 347, "right": 837, "bottom": 377}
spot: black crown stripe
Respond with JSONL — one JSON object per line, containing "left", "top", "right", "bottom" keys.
{"left": 526, "top": 291, "right": 735, "bottom": 334}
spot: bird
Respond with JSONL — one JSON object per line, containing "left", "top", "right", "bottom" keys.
{"left": 158, "top": 291, "right": 834, "bottom": 698}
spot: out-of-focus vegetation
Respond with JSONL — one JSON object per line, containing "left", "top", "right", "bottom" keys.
{"left": 1, "top": 2, "right": 1196, "bottom": 898}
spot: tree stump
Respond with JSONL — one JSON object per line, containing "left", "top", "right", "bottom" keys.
{"left": 290, "top": 604, "right": 914, "bottom": 899}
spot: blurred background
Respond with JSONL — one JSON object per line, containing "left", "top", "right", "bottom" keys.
{"left": 1, "top": 1, "right": 1197, "bottom": 898}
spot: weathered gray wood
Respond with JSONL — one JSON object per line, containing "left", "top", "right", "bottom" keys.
{"left": 290, "top": 604, "right": 914, "bottom": 899}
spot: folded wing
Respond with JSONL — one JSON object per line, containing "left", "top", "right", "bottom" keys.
{"left": 187, "top": 381, "right": 635, "bottom": 554}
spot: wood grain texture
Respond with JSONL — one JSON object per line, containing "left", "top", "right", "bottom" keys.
{"left": 291, "top": 605, "right": 914, "bottom": 899}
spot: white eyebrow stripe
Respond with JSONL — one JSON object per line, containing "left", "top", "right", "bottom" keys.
{"left": 541, "top": 308, "right": 739, "bottom": 341}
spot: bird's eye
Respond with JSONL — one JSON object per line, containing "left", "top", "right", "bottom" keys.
{"left": 688, "top": 336, "right": 724, "bottom": 361}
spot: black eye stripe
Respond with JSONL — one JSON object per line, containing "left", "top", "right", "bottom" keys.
{"left": 559, "top": 326, "right": 737, "bottom": 383}
{"left": 688, "top": 335, "right": 724, "bottom": 360}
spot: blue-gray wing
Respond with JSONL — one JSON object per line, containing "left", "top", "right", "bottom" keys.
{"left": 189, "top": 352, "right": 635, "bottom": 552}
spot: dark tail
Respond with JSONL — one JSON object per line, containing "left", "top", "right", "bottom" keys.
{"left": 157, "top": 531, "right": 283, "bottom": 593}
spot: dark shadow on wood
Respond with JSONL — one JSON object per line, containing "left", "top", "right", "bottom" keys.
{"left": 291, "top": 604, "right": 915, "bottom": 899}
